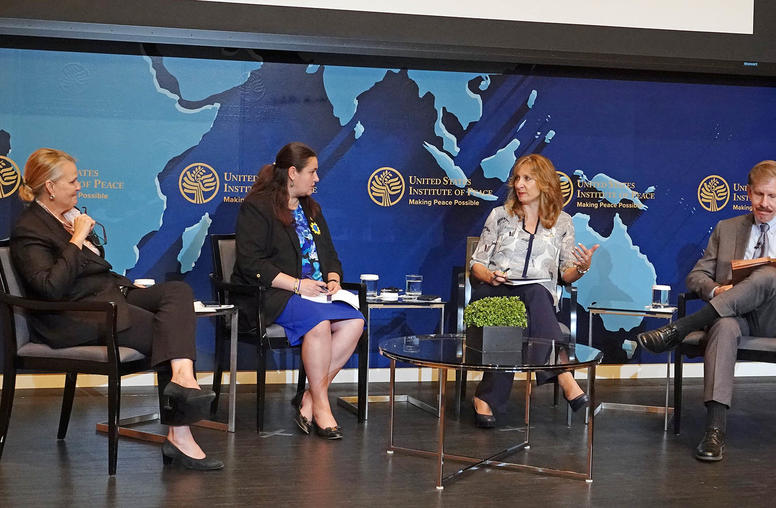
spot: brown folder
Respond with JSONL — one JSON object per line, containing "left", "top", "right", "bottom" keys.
{"left": 731, "top": 257, "right": 776, "bottom": 284}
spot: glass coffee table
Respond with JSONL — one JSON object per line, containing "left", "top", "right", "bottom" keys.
{"left": 380, "top": 334, "right": 602, "bottom": 489}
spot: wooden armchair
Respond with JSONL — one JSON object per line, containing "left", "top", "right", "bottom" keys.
{"left": 0, "top": 240, "right": 165, "bottom": 475}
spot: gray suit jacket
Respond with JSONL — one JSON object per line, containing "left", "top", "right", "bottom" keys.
{"left": 685, "top": 213, "right": 755, "bottom": 301}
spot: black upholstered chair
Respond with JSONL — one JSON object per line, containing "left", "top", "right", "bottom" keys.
{"left": 455, "top": 236, "right": 578, "bottom": 424}
{"left": 208, "top": 233, "right": 368, "bottom": 431}
{"left": 0, "top": 240, "right": 166, "bottom": 475}
{"left": 673, "top": 291, "right": 776, "bottom": 434}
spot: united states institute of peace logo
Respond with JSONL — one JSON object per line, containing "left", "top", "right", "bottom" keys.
{"left": 557, "top": 170, "right": 573, "bottom": 206}
{"left": 179, "top": 162, "right": 220, "bottom": 204}
{"left": 368, "top": 167, "right": 405, "bottom": 206}
{"left": 0, "top": 156, "right": 21, "bottom": 199}
{"left": 697, "top": 175, "right": 730, "bottom": 212}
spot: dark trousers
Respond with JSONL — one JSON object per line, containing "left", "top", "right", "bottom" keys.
{"left": 473, "top": 282, "right": 563, "bottom": 414}
{"left": 116, "top": 281, "right": 198, "bottom": 367}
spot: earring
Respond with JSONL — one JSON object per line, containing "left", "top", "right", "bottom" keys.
{"left": 290, "top": 181, "right": 294, "bottom": 188}
{"left": 49, "top": 194, "right": 55, "bottom": 200}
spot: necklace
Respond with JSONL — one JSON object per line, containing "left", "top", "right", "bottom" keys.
{"left": 36, "top": 200, "right": 72, "bottom": 230}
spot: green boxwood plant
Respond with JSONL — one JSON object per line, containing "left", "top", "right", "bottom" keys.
{"left": 463, "top": 296, "right": 527, "bottom": 328}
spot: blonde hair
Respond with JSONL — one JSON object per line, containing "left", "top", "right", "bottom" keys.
{"left": 748, "top": 160, "right": 776, "bottom": 187}
{"left": 504, "top": 153, "right": 563, "bottom": 229}
{"left": 19, "top": 148, "right": 76, "bottom": 202}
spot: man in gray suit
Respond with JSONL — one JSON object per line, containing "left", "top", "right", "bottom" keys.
{"left": 638, "top": 159, "right": 776, "bottom": 462}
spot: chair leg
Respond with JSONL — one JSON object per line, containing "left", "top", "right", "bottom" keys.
{"left": 256, "top": 344, "right": 267, "bottom": 432}
{"left": 458, "top": 369, "right": 468, "bottom": 404}
{"left": 674, "top": 351, "right": 683, "bottom": 435}
{"left": 211, "top": 329, "right": 226, "bottom": 416}
{"left": 157, "top": 367, "right": 172, "bottom": 412}
{"left": 107, "top": 372, "right": 121, "bottom": 476}
{"left": 296, "top": 359, "right": 307, "bottom": 394}
{"left": 356, "top": 332, "right": 367, "bottom": 423}
{"left": 57, "top": 372, "right": 77, "bottom": 439}
{"left": 0, "top": 365, "right": 17, "bottom": 460}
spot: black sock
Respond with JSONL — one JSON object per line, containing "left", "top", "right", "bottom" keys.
{"left": 705, "top": 400, "right": 728, "bottom": 432}
{"left": 674, "top": 304, "right": 720, "bottom": 336}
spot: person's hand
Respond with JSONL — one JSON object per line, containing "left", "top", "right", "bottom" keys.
{"left": 70, "top": 214, "right": 95, "bottom": 245}
{"left": 298, "top": 278, "right": 328, "bottom": 297}
{"left": 713, "top": 284, "right": 733, "bottom": 297}
{"left": 326, "top": 279, "right": 341, "bottom": 295}
{"left": 573, "top": 243, "right": 600, "bottom": 274}
{"left": 490, "top": 270, "right": 508, "bottom": 286}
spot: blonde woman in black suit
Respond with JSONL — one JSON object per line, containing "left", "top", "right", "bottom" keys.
{"left": 11, "top": 148, "right": 222, "bottom": 470}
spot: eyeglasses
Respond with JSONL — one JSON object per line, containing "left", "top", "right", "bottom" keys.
{"left": 79, "top": 206, "right": 108, "bottom": 246}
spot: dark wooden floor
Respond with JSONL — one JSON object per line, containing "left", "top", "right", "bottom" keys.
{"left": 1, "top": 377, "right": 775, "bottom": 507}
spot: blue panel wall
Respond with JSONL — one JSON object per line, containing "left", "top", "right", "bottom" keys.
{"left": 2, "top": 47, "right": 775, "bottom": 370}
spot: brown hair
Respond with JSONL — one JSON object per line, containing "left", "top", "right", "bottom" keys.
{"left": 504, "top": 153, "right": 563, "bottom": 229}
{"left": 748, "top": 160, "right": 776, "bottom": 186}
{"left": 246, "top": 142, "right": 321, "bottom": 226}
{"left": 19, "top": 148, "right": 76, "bottom": 202}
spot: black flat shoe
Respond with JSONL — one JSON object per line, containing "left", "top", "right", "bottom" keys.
{"left": 637, "top": 324, "right": 686, "bottom": 354}
{"left": 567, "top": 393, "right": 590, "bottom": 412}
{"left": 290, "top": 391, "right": 311, "bottom": 435}
{"left": 161, "top": 382, "right": 216, "bottom": 425}
{"left": 162, "top": 440, "right": 224, "bottom": 471}
{"left": 313, "top": 421, "right": 343, "bottom": 440}
{"left": 695, "top": 427, "right": 725, "bottom": 462}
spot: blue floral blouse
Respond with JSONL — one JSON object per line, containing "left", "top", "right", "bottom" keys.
{"left": 292, "top": 204, "right": 323, "bottom": 281}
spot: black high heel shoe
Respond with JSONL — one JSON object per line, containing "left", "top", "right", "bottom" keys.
{"left": 290, "top": 391, "right": 311, "bottom": 435}
{"left": 161, "top": 382, "right": 216, "bottom": 426}
{"left": 162, "top": 440, "right": 224, "bottom": 471}
{"left": 566, "top": 393, "right": 590, "bottom": 412}
{"left": 473, "top": 397, "right": 496, "bottom": 428}
{"left": 313, "top": 421, "right": 343, "bottom": 440}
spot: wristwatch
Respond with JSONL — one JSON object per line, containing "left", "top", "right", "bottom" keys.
{"left": 576, "top": 265, "right": 589, "bottom": 275}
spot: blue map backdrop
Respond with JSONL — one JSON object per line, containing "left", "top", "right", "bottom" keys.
{"left": 2, "top": 46, "right": 775, "bottom": 371}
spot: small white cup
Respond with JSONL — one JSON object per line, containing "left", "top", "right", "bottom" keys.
{"left": 134, "top": 278, "right": 156, "bottom": 288}
{"left": 380, "top": 289, "right": 399, "bottom": 302}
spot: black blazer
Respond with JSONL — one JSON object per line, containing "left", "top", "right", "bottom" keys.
{"left": 10, "top": 201, "right": 133, "bottom": 347}
{"left": 232, "top": 192, "right": 343, "bottom": 328}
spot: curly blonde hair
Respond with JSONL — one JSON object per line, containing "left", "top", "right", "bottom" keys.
{"left": 504, "top": 153, "right": 563, "bottom": 229}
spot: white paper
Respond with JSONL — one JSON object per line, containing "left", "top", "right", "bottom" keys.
{"left": 301, "top": 289, "right": 360, "bottom": 310}
{"left": 193, "top": 300, "right": 234, "bottom": 313}
{"left": 504, "top": 277, "right": 551, "bottom": 286}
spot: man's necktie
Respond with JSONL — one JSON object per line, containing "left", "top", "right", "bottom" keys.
{"left": 755, "top": 223, "right": 770, "bottom": 258}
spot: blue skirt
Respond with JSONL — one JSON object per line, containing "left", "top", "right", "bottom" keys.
{"left": 274, "top": 294, "right": 364, "bottom": 346}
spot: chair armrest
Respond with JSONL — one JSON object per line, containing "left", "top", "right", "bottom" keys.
{"left": 0, "top": 292, "right": 121, "bottom": 362}
{"left": 0, "top": 292, "right": 115, "bottom": 313}
{"left": 209, "top": 273, "right": 264, "bottom": 296}
{"left": 678, "top": 291, "right": 700, "bottom": 318}
{"left": 340, "top": 281, "right": 368, "bottom": 316}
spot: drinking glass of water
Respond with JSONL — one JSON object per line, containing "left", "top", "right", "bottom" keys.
{"left": 652, "top": 284, "right": 670, "bottom": 308}
{"left": 405, "top": 274, "right": 423, "bottom": 297}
